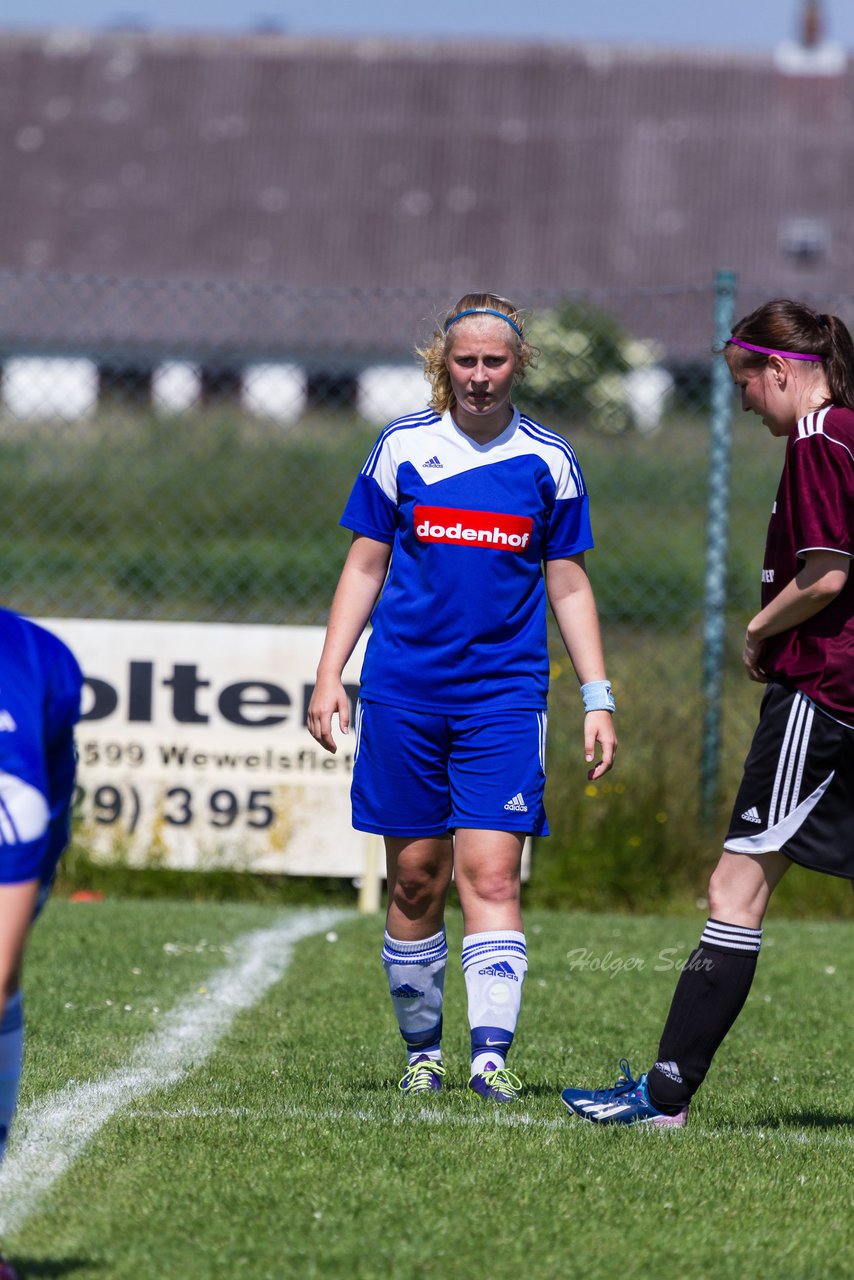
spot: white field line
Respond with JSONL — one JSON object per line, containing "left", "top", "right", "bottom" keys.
{"left": 0, "top": 907, "right": 346, "bottom": 1238}
{"left": 126, "top": 1103, "right": 854, "bottom": 1148}
{"left": 129, "top": 1103, "right": 566, "bottom": 1130}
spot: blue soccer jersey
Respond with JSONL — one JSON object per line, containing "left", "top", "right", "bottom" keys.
{"left": 0, "top": 610, "right": 83, "bottom": 886}
{"left": 340, "top": 406, "right": 593, "bottom": 712}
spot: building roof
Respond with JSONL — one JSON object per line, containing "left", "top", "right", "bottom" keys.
{"left": 1, "top": 28, "right": 853, "bottom": 360}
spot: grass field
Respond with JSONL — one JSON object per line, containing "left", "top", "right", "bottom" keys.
{"left": 5, "top": 897, "right": 854, "bottom": 1278}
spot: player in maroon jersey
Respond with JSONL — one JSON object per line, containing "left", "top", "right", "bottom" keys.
{"left": 561, "top": 298, "right": 854, "bottom": 1126}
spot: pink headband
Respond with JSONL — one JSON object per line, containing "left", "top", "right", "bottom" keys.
{"left": 727, "top": 337, "right": 824, "bottom": 363}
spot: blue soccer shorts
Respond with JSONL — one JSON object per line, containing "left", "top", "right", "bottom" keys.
{"left": 350, "top": 699, "right": 549, "bottom": 837}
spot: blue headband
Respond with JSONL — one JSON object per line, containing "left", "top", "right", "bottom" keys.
{"left": 445, "top": 308, "right": 523, "bottom": 338}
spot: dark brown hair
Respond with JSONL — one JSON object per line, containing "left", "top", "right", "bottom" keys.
{"left": 728, "top": 298, "right": 854, "bottom": 410}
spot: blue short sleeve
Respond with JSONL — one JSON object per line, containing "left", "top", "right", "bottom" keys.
{"left": 544, "top": 494, "right": 594, "bottom": 559}
{"left": 340, "top": 472, "right": 398, "bottom": 543}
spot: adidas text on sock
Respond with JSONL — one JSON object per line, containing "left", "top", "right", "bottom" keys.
{"left": 462, "top": 930, "right": 527, "bottom": 1069}
{"left": 382, "top": 928, "right": 448, "bottom": 1057}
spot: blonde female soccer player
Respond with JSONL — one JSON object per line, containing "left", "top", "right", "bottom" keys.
{"left": 308, "top": 292, "right": 616, "bottom": 1102}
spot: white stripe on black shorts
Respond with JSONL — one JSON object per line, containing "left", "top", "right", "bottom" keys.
{"left": 724, "top": 682, "right": 854, "bottom": 879}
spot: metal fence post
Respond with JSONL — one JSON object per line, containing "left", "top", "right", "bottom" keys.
{"left": 700, "top": 270, "right": 737, "bottom": 833}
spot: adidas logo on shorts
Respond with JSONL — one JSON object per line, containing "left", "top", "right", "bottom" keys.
{"left": 740, "top": 806, "right": 762, "bottom": 824}
{"left": 503, "top": 792, "right": 528, "bottom": 813}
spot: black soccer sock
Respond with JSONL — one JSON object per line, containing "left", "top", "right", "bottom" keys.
{"left": 646, "top": 919, "right": 762, "bottom": 1113}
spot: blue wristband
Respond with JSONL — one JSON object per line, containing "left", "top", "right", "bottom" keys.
{"left": 581, "top": 680, "right": 615, "bottom": 714}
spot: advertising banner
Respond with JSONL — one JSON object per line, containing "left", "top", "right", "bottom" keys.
{"left": 43, "top": 619, "right": 372, "bottom": 878}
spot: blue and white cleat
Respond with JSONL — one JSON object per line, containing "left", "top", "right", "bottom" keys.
{"left": 561, "top": 1059, "right": 688, "bottom": 1127}
{"left": 398, "top": 1054, "right": 446, "bottom": 1095}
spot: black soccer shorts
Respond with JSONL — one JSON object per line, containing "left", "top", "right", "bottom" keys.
{"left": 724, "top": 682, "right": 854, "bottom": 880}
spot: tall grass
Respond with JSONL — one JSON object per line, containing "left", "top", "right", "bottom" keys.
{"left": 1, "top": 406, "right": 768, "bottom": 623}
{"left": 9, "top": 405, "right": 848, "bottom": 914}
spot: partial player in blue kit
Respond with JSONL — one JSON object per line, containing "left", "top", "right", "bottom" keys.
{"left": 0, "top": 609, "right": 82, "bottom": 1280}
{"left": 308, "top": 292, "right": 617, "bottom": 1101}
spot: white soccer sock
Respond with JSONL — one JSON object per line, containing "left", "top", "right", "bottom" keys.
{"left": 382, "top": 928, "right": 447, "bottom": 1063}
{"left": 0, "top": 993, "right": 24, "bottom": 1164}
{"left": 462, "top": 931, "right": 527, "bottom": 1075}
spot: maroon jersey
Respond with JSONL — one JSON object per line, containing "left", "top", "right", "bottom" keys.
{"left": 761, "top": 405, "right": 854, "bottom": 726}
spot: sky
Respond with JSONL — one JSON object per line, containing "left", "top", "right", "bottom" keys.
{"left": 2, "top": 0, "right": 854, "bottom": 51}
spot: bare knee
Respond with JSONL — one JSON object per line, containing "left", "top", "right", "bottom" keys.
{"left": 707, "top": 860, "right": 771, "bottom": 928}
{"left": 390, "top": 856, "right": 451, "bottom": 925}
{"left": 393, "top": 867, "right": 441, "bottom": 910}
{"left": 457, "top": 865, "right": 519, "bottom": 909}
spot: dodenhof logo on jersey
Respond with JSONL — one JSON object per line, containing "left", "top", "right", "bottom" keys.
{"left": 414, "top": 505, "right": 533, "bottom": 551}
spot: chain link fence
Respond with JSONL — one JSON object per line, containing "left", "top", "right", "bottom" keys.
{"left": 3, "top": 270, "right": 840, "bottom": 907}
{"left": 0, "top": 271, "right": 724, "bottom": 622}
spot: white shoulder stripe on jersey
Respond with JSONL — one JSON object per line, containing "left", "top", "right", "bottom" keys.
{"left": 363, "top": 411, "right": 436, "bottom": 476}
{"left": 797, "top": 406, "right": 830, "bottom": 438}
{"left": 0, "top": 770, "right": 50, "bottom": 846}
{"left": 362, "top": 410, "right": 439, "bottom": 477}
{"left": 518, "top": 415, "right": 582, "bottom": 464}
{"left": 795, "top": 404, "right": 854, "bottom": 459}
{"left": 517, "top": 414, "right": 574, "bottom": 447}
{"left": 517, "top": 418, "right": 587, "bottom": 494}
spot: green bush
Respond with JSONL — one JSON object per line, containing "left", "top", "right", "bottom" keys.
{"left": 523, "top": 298, "right": 662, "bottom": 433}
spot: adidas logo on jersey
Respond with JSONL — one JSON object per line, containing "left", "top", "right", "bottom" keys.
{"left": 422, "top": 455, "right": 443, "bottom": 469}
{"left": 0, "top": 710, "right": 16, "bottom": 732}
{"left": 503, "top": 792, "right": 528, "bottom": 813}
{"left": 391, "top": 983, "right": 424, "bottom": 999}
{"left": 741, "top": 806, "right": 762, "bottom": 824}
{"left": 477, "top": 960, "right": 518, "bottom": 981}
